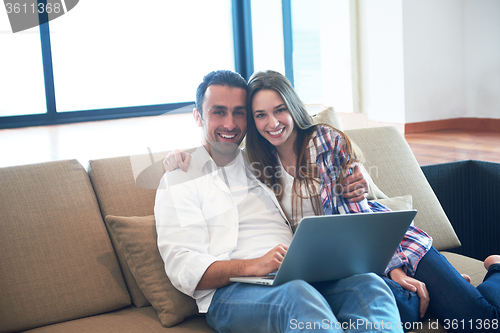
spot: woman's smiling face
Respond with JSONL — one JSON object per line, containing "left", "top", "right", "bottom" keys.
{"left": 252, "top": 89, "right": 296, "bottom": 149}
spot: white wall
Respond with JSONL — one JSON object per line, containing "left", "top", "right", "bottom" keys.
{"left": 402, "top": 0, "right": 466, "bottom": 123}
{"left": 357, "top": 0, "right": 406, "bottom": 124}
{"left": 358, "top": 0, "right": 500, "bottom": 124}
{"left": 463, "top": 0, "right": 500, "bottom": 119}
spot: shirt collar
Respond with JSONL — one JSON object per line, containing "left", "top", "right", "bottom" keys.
{"left": 191, "top": 146, "right": 243, "bottom": 175}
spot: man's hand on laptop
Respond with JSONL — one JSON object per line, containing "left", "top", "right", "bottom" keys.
{"left": 389, "top": 267, "right": 430, "bottom": 319}
{"left": 248, "top": 244, "right": 288, "bottom": 277}
{"left": 163, "top": 149, "right": 191, "bottom": 172}
{"left": 341, "top": 163, "right": 369, "bottom": 203}
{"left": 196, "top": 244, "right": 288, "bottom": 290}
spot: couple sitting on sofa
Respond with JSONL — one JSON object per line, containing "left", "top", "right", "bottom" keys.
{"left": 155, "top": 69, "right": 500, "bottom": 332}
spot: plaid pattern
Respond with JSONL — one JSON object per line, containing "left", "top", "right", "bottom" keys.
{"left": 313, "top": 125, "right": 432, "bottom": 276}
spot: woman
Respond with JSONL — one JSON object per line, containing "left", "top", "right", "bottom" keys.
{"left": 244, "top": 70, "right": 500, "bottom": 331}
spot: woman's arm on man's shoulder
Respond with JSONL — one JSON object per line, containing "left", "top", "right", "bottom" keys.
{"left": 163, "top": 149, "right": 192, "bottom": 172}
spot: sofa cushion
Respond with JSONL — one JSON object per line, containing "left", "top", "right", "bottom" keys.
{"left": 371, "top": 195, "right": 413, "bottom": 211}
{"left": 312, "top": 106, "right": 343, "bottom": 130}
{"left": 105, "top": 215, "right": 198, "bottom": 327}
{"left": 22, "top": 306, "right": 214, "bottom": 333}
{"left": 88, "top": 154, "right": 162, "bottom": 218}
{"left": 441, "top": 252, "right": 487, "bottom": 288}
{"left": 344, "top": 126, "right": 461, "bottom": 251}
{"left": 0, "top": 160, "right": 130, "bottom": 333}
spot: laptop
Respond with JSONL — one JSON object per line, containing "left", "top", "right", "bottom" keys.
{"left": 229, "top": 210, "right": 417, "bottom": 286}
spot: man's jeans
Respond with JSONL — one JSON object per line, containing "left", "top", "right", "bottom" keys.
{"left": 385, "top": 246, "right": 500, "bottom": 332}
{"left": 206, "top": 273, "right": 403, "bottom": 333}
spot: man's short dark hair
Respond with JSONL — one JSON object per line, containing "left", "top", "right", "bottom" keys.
{"left": 195, "top": 70, "right": 248, "bottom": 117}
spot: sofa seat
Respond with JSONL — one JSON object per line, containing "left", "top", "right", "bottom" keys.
{"left": 442, "top": 252, "right": 487, "bottom": 287}
{"left": 23, "top": 307, "right": 213, "bottom": 333}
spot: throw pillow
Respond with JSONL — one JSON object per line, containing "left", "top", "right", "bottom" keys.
{"left": 312, "top": 106, "right": 342, "bottom": 130}
{"left": 104, "top": 215, "right": 198, "bottom": 327}
{"left": 371, "top": 195, "right": 413, "bottom": 211}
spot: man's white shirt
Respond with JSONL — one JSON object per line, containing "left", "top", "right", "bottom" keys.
{"left": 155, "top": 147, "right": 292, "bottom": 313}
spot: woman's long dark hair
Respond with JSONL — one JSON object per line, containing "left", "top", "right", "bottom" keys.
{"left": 245, "top": 70, "right": 358, "bottom": 224}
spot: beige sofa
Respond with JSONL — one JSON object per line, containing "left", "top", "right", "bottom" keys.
{"left": 0, "top": 112, "right": 488, "bottom": 333}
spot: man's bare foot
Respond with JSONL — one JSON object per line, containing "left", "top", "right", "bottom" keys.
{"left": 461, "top": 274, "right": 471, "bottom": 283}
{"left": 484, "top": 255, "right": 500, "bottom": 270}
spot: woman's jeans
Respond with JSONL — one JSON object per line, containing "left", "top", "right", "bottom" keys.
{"left": 385, "top": 246, "right": 500, "bottom": 332}
{"left": 206, "top": 273, "right": 403, "bottom": 333}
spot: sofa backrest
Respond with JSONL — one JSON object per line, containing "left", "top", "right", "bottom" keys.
{"left": 345, "top": 126, "right": 461, "bottom": 250}
{"left": 0, "top": 160, "right": 130, "bottom": 333}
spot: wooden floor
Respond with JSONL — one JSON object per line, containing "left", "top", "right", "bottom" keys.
{"left": 0, "top": 113, "right": 499, "bottom": 168}
{"left": 405, "top": 130, "right": 500, "bottom": 166}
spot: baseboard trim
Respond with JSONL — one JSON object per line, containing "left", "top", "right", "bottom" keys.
{"left": 405, "top": 118, "right": 500, "bottom": 133}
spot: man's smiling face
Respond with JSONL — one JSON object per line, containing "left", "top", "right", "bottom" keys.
{"left": 194, "top": 84, "right": 247, "bottom": 166}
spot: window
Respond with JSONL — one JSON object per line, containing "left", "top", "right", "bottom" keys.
{"left": 251, "top": 0, "right": 285, "bottom": 75}
{"left": 50, "top": 0, "right": 235, "bottom": 112}
{"left": 290, "top": 0, "right": 357, "bottom": 114}
{"left": 0, "top": 10, "right": 46, "bottom": 117}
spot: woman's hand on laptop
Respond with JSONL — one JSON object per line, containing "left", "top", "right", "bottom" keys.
{"left": 163, "top": 149, "right": 191, "bottom": 172}
{"left": 341, "top": 163, "right": 369, "bottom": 203}
{"left": 389, "top": 267, "right": 430, "bottom": 319}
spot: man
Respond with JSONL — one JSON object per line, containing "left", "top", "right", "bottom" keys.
{"left": 155, "top": 70, "right": 403, "bottom": 332}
